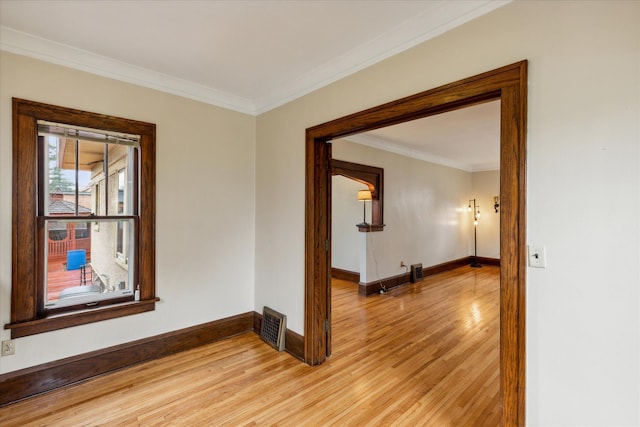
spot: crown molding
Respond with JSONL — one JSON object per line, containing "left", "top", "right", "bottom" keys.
{"left": 346, "top": 133, "right": 499, "bottom": 172}
{"left": 253, "top": 0, "right": 511, "bottom": 114}
{"left": 0, "top": 26, "right": 256, "bottom": 115}
{"left": 1, "top": 1, "right": 509, "bottom": 116}
{"left": 346, "top": 133, "right": 472, "bottom": 172}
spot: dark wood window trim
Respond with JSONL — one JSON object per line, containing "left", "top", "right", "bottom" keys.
{"left": 306, "top": 61, "right": 527, "bottom": 426}
{"left": 6, "top": 98, "right": 156, "bottom": 339}
{"left": 331, "top": 159, "right": 384, "bottom": 232}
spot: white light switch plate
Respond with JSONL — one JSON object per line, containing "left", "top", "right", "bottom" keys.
{"left": 528, "top": 244, "right": 546, "bottom": 268}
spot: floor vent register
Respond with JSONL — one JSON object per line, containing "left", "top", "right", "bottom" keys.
{"left": 411, "top": 263, "right": 424, "bottom": 283}
{"left": 260, "top": 306, "right": 286, "bottom": 351}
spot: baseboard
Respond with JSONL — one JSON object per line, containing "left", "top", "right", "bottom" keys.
{"left": 358, "top": 272, "right": 410, "bottom": 296}
{"left": 331, "top": 267, "right": 360, "bottom": 283}
{"left": 475, "top": 256, "right": 501, "bottom": 266}
{"left": 0, "top": 312, "right": 255, "bottom": 407}
{"left": 358, "top": 256, "right": 497, "bottom": 296}
{"left": 253, "top": 311, "right": 304, "bottom": 361}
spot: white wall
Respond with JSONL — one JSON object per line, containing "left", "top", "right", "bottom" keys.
{"left": 472, "top": 170, "right": 500, "bottom": 259}
{"left": 0, "top": 52, "right": 256, "bottom": 373}
{"left": 331, "top": 175, "right": 367, "bottom": 273}
{"left": 333, "top": 140, "right": 471, "bottom": 283}
{"left": 331, "top": 146, "right": 501, "bottom": 281}
{"left": 255, "top": 2, "right": 640, "bottom": 425}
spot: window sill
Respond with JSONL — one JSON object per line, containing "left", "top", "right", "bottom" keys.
{"left": 4, "top": 298, "right": 158, "bottom": 339}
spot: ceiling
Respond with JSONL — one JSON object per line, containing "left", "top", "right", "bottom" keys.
{"left": 348, "top": 100, "right": 500, "bottom": 171}
{"left": 0, "top": 0, "right": 506, "bottom": 171}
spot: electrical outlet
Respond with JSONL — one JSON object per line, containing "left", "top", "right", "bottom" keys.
{"left": 1, "top": 340, "right": 15, "bottom": 356}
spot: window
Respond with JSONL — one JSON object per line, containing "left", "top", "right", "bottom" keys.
{"left": 7, "top": 98, "right": 156, "bottom": 338}
{"left": 75, "top": 222, "right": 91, "bottom": 239}
{"left": 41, "top": 127, "right": 138, "bottom": 309}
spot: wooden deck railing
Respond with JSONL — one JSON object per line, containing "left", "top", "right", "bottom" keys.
{"left": 49, "top": 240, "right": 70, "bottom": 255}
{"left": 48, "top": 237, "right": 91, "bottom": 255}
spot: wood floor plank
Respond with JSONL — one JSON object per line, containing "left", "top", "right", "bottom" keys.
{"left": 0, "top": 265, "right": 500, "bottom": 426}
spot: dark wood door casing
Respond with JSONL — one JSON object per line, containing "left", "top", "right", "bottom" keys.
{"left": 305, "top": 61, "right": 527, "bottom": 426}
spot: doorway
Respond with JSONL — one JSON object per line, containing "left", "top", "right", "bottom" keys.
{"left": 305, "top": 61, "right": 527, "bottom": 425}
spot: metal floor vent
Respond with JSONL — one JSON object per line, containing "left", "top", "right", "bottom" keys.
{"left": 410, "top": 263, "right": 424, "bottom": 283}
{"left": 260, "top": 306, "right": 286, "bottom": 351}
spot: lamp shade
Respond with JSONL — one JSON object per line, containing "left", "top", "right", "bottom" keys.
{"left": 357, "top": 189, "right": 372, "bottom": 201}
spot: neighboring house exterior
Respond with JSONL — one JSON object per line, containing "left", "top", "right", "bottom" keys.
{"left": 47, "top": 191, "right": 92, "bottom": 260}
{"left": 86, "top": 144, "right": 132, "bottom": 291}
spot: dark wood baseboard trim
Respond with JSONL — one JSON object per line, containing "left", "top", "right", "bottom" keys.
{"left": 424, "top": 257, "right": 474, "bottom": 277}
{"left": 0, "top": 312, "right": 254, "bottom": 407}
{"left": 253, "top": 311, "right": 304, "bottom": 361}
{"left": 358, "top": 256, "right": 499, "bottom": 296}
{"left": 359, "top": 272, "right": 410, "bottom": 296}
{"left": 331, "top": 267, "right": 360, "bottom": 283}
{"left": 476, "top": 256, "right": 501, "bottom": 266}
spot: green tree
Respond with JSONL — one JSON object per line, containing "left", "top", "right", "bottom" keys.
{"left": 49, "top": 167, "right": 74, "bottom": 191}
{"left": 48, "top": 142, "right": 74, "bottom": 191}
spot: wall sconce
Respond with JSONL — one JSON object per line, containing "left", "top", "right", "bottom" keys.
{"left": 494, "top": 196, "right": 500, "bottom": 213}
{"left": 357, "top": 189, "right": 372, "bottom": 226}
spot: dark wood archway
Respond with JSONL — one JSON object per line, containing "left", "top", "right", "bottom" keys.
{"left": 331, "top": 159, "right": 384, "bottom": 232}
{"left": 305, "top": 61, "right": 527, "bottom": 426}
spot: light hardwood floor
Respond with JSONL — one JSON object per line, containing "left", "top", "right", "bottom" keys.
{"left": 0, "top": 265, "right": 500, "bottom": 426}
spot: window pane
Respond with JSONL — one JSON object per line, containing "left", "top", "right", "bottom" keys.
{"left": 41, "top": 136, "right": 94, "bottom": 216}
{"left": 44, "top": 218, "right": 135, "bottom": 308}
{"left": 39, "top": 124, "right": 138, "bottom": 217}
